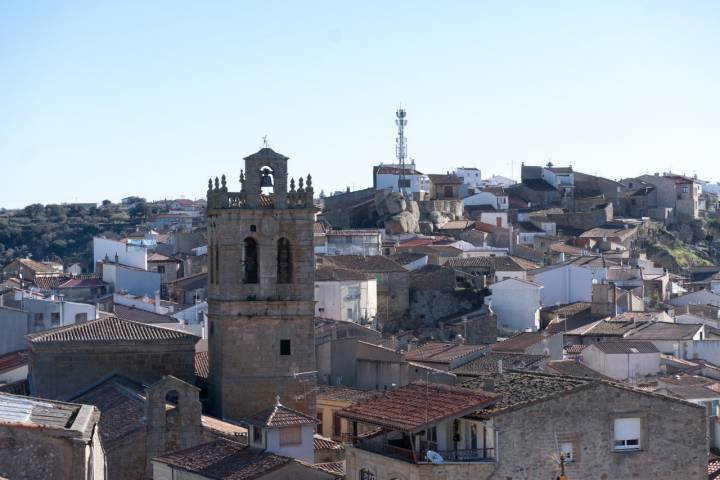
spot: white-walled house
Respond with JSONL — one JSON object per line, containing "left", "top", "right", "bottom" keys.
{"left": 93, "top": 237, "right": 148, "bottom": 271}
{"left": 455, "top": 167, "right": 482, "bottom": 194}
{"left": 463, "top": 190, "right": 508, "bottom": 210}
{"left": 530, "top": 263, "right": 594, "bottom": 307}
{"left": 581, "top": 342, "right": 661, "bottom": 382}
{"left": 488, "top": 278, "right": 543, "bottom": 332}
{"left": 480, "top": 211, "right": 509, "bottom": 228}
{"left": 374, "top": 164, "right": 430, "bottom": 198}
{"left": 101, "top": 262, "right": 161, "bottom": 297}
{"left": 244, "top": 398, "right": 318, "bottom": 464}
{"left": 315, "top": 266, "right": 377, "bottom": 325}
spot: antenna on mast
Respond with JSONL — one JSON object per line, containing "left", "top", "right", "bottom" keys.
{"left": 395, "top": 108, "right": 409, "bottom": 198}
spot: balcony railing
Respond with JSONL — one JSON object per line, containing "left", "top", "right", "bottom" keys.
{"left": 344, "top": 434, "right": 495, "bottom": 464}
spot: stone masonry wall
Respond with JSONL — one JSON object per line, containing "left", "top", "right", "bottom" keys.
{"left": 491, "top": 382, "right": 707, "bottom": 480}
{"left": 29, "top": 341, "right": 197, "bottom": 400}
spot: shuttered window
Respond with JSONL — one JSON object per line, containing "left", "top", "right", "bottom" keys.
{"left": 279, "top": 426, "right": 302, "bottom": 446}
{"left": 613, "top": 418, "right": 641, "bottom": 451}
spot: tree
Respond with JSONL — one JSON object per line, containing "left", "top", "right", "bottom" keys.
{"left": 24, "top": 203, "right": 44, "bottom": 218}
{"left": 102, "top": 199, "right": 112, "bottom": 207}
{"left": 129, "top": 201, "right": 150, "bottom": 223}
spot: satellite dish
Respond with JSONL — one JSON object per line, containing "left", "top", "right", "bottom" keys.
{"left": 426, "top": 450, "right": 444, "bottom": 464}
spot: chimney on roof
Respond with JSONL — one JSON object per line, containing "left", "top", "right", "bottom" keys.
{"left": 483, "top": 377, "right": 495, "bottom": 392}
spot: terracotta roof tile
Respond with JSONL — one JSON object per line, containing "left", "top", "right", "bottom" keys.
{"left": 463, "top": 372, "right": 592, "bottom": 415}
{"left": 313, "top": 434, "right": 344, "bottom": 451}
{"left": 337, "top": 382, "right": 498, "bottom": 432}
{"left": 320, "top": 255, "right": 406, "bottom": 273}
{"left": 195, "top": 351, "right": 209, "bottom": 383}
{"left": 27, "top": 316, "right": 198, "bottom": 343}
{"left": 451, "top": 352, "right": 546, "bottom": 376}
{"left": 0, "top": 350, "right": 28, "bottom": 375}
{"left": 491, "top": 332, "right": 545, "bottom": 353}
{"left": 589, "top": 341, "right": 659, "bottom": 354}
{"left": 153, "top": 439, "right": 293, "bottom": 479}
{"left": 308, "top": 461, "right": 345, "bottom": 477}
{"left": 244, "top": 401, "right": 318, "bottom": 428}
{"left": 405, "top": 342, "right": 486, "bottom": 365}
{"left": 313, "top": 385, "right": 378, "bottom": 404}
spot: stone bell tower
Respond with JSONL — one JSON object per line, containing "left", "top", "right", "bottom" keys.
{"left": 206, "top": 147, "right": 317, "bottom": 420}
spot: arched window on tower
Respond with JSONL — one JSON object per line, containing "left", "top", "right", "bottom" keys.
{"left": 243, "top": 237, "right": 259, "bottom": 284}
{"left": 277, "top": 238, "right": 292, "bottom": 284}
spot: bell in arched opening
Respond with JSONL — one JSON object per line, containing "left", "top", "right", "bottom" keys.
{"left": 260, "top": 167, "right": 274, "bottom": 188}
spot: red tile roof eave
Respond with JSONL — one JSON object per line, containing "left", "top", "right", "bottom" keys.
{"left": 339, "top": 395, "right": 497, "bottom": 433}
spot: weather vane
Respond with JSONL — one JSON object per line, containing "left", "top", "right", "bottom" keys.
{"left": 262, "top": 135, "right": 269, "bottom": 148}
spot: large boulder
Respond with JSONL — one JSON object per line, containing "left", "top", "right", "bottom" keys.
{"left": 429, "top": 211, "right": 449, "bottom": 227}
{"left": 385, "top": 211, "right": 419, "bottom": 235}
{"left": 407, "top": 200, "right": 420, "bottom": 220}
{"left": 374, "top": 190, "right": 406, "bottom": 216}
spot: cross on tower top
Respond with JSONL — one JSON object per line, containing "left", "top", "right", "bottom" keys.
{"left": 262, "top": 135, "right": 269, "bottom": 148}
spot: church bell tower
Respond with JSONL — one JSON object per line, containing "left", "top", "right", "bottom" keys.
{"left": 206, "top": 147, "right": 317, "bottom": 420}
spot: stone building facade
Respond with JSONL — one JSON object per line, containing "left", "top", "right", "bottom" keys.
{"left": 27, "top": 316, "right": 198, "bottom": 400}
{"left": 207, "top": 148, "right": 317, "bottom": 420}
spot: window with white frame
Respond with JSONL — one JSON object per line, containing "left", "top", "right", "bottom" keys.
{"left": 613, "top": 417, "right": 641, "bottom": 451}
{"left": 559, "top": 442, "right": 574, "bottom": 462}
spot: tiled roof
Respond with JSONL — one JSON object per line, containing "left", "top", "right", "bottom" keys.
{"left": 376, "top": 165, "right": 424, "bottom": 176}
{"left": 202, "top": 415, "right": 247, "bottom": 439}
{"left": 320, "top": 255, "right": 406, "bottom": 273}
{"left": 544, "top": 360, "right": 607, "bottom": 379}
{"left": 405, "top": 342, "right": 486, "bottom": 365}
{"left": 521, "top": 179, "right": 557, "bottom": 191}
{"left": 659, "top": 384, "right": 720, "bottom": 401}
{"left": 564, "top": 344, "right": 589, "bottom": 354}
{"left": 26, "top": 316, "right": 198, "bottom": 344}
{"left": 168, "top": 272, "right": 208, "bottom": 290}
{"left": 13, "top": 258, "right": 57, "bottom": 273}
{"left": 195, "top": 351, "right": 209, "bottom": 382}
{"left": 542, "top": 302, "right": 592, "bottom": 317}
{"left": 339, "top": 382, "right": 498, "bottom": 432}
{"left": 0, "top": 350, "right": 28, "bottom": 374}
{"left": 71, "top": 376, "right": 147, "bottom": 444}
{"left": 113, "top": 304, "right": 179, "bottom": 324}
{"left": 0, "top": 392, "right": 82, "bottom": 429}
{"left": 579, "top": 226, "right": 637, "bottom": 241}
{"left": 243, "top": 401, "right": 318, "bottom": 428}
{"left": 33, "top": 275, "right": 68, "bottom": 290}
{"left": 436, "top": 220, "right": 474, "bottom": 230}
{"left": 428, "top": 174, "right": 463, "bottom": 185}
{"left": 463, "top": 372, "right": 592, "bottom": 415}
{"left": 147, "top": 252, "right": 180, "bottom": 263}
{"left": 0, "top": 379, "right": 28, "bottom": 396}
{"left": 709, "top": 455, "right": 720, "bottom": 480}
{"left": 313, "top": 385, "right": 378, "bottom": 404}
{"left": 625, "top": 322, "right": 702, "bottom": 341}
{"left": 491, "top": 332, "right": 545, "bottom": 353}
{"left": 313, "top": 434, "right": 344, "bottom": 451}
{"left": 548, "top": 243, "right": 585, "bottom": 255}
{"left": 153, "top": 438, "right": 293, "bottom": 480}
{"left": 566, "top": 319, "right": 646, "bottom": 337}
{"left": 446, "top": 256, "right": 528, "bottom": 271}
{"left": 589, "top": 341, "right": 659, "bottom": 354}
{"left": 57, "top": 277, "right": 106, "bottom": 289}
{"left": 315, "top": 266, "right": 373, "bottom": 282}
{"left": 388, "top": 252, "right": 427, "bottom": 266}
{"left": 309, "top": 461, "right": 345, "bottom": 478}
{"left": 451, "top": 352, "right": 546, "bottom": 376}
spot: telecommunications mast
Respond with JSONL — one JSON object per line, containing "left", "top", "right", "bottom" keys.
{"left": 395, "top": 108, "right": 410, "bottom": 198}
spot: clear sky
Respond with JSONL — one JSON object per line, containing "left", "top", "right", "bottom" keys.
{"left": 2, "top": 1, "right": 719, "bottom": 208}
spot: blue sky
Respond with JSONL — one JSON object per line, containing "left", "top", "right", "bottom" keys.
{"left": 2, "top": 1, "right": 719, "bottom": 208}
